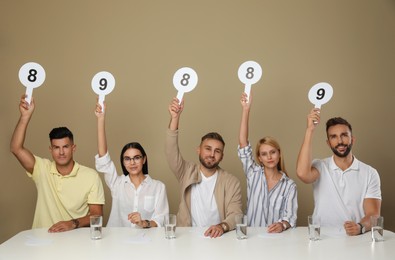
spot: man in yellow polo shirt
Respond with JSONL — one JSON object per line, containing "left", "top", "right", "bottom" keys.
{"left": 10, "top": 94, "right": 105, "bottom": 232}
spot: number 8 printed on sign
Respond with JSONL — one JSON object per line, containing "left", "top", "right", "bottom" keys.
{"left": 238, "top": 61, "right": 262, "bottom": 103}
{"left": 172, "top": 67, "right": 198, "bottom": 104}
{"left": 180, "top": 73, "right": 190, "bottom": 87}
{"left": 18, "top": 62, "right": 46, "bottom": 105}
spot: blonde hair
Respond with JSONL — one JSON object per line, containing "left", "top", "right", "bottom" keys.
{"left": 255, "top": 136, "right": 288, "bottom": 176}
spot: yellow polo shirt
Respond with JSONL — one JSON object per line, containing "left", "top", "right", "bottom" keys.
{"left": 27, "top": 156, "right": 105, "bottom": 228}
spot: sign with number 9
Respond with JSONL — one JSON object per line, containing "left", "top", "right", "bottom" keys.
{"left": 91, "top": 71, "right": 115, "bottom": 112}
{"left": 92, "top": 71, "right": 115, "bottom": 96}
{"left": 308, "top": 82, "right": 333, "bottom": 108}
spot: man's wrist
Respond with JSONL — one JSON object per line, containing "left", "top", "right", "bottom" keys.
{"left": 218, "top": 222, "right": 229, "bottom": 233}
{"left": 358, "top": 223, "right": 366, "bottom": 234}
{"left": 71, "top": 219, "right": 79, "bottom": 229}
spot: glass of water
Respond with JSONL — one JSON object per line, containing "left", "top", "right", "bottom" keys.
{"left": 90, "top": 215, "right": 102, "bottom": 240}
{"left": 164, "top": 214, "right": 176, "bottom": 239}
{"left": 235, "top": 214, "right": 247, "bottom": 240}
{"left": 308, "top": 215, "right": 320, "bottom": 241}
{"left": 371, "top": 216, "right": 384, "bottom": 242}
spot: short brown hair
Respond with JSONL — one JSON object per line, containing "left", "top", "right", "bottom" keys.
{"left": 201, "top": 132, "right": 225, "bottom": 147}
{"left": 326, "top": 117, "right": 352, "bottom": 136}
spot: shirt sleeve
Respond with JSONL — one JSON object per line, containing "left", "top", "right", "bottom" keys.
{"left": 237, "top": 143, "right": 259, "bottom": 179}
{"left": 165, "top": 129, "right": 194, "bottom": 182}
{"left": 95, "top": 152, "right": 120, "bottom": 191}
{"left": 311, "top": 159, "right": 322, "bottom": 171}
{"left": 150, "top": 182, "right": 170, "bottom": 227}
{"left": 27, "top": 155, "right": 51, "bottom": 181}
{"left": 279, "top": 181, "right": 298, "bottom": 227}
{"left": 87, "top": 172, "right": 105, "bottom": 205}
{"left": 366, "top": 167, "right": 382, "bottom": 200}
{"left": 311, "top": 158, "right": 323, "bottom": 184}
{"left": 222, "top": 175, "right": 243, "bottom": 230}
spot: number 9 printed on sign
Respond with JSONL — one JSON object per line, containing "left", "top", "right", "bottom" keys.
{"left": 308, "top": 82, "right": 333, "bottom": 109}
{"left": 18, "top": 62, "right": 46, "bottom": 104}
{"left": 91, "top": 71, "right": 115, "bottom": 112}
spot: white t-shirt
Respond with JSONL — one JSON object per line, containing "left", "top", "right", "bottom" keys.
{"left": 312, "top": 156, "right": 381, "bottom": 228}
{"left": 191, "top": 171, "right": 221, "bottom": 227}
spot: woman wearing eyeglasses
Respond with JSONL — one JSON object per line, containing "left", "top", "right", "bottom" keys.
{"left": 94, "top": 101, "right": 169, "bottom": 228}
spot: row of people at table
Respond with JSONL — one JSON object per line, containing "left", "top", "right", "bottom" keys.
{"left": 10, "top": 92, "right": 381, "bottom": 238}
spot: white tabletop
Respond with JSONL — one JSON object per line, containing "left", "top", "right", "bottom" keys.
{"left": 0, "top": 227, "right": 394, "bottom": 260}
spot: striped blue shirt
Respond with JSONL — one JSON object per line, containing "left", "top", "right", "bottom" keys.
{"left": 238, "top": 144, "right": 298, "bottom": 227}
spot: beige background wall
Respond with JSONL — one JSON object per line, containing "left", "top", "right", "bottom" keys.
{"left": 1, "top": 1, "right": 394, "bottom": 243}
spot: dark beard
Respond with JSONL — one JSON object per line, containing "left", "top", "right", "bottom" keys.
{"left": 331, "top": 143, "right": 352, "bottom": 158}
{"left": 199, "top": 156, "right": 220, "bottom": 170}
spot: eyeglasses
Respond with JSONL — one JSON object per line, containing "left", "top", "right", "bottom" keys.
{"left": 123, "top": 155, "right": 143, "bottom": 164}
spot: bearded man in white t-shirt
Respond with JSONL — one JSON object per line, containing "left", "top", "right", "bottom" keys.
{"left": 165, "top": 97, "right": 243, "bottom": 238}
{"left": 296, "top": 108, "right": 381, "bottom": 236}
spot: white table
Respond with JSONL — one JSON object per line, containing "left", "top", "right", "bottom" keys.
{"left": 0, "top": 227, "right": 393, "bottom": 260}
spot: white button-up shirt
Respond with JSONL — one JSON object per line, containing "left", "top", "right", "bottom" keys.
{"left": 95, "top": 152, "right": 169, "bottom": 227}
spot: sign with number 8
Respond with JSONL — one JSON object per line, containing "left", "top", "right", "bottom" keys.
{"left": 19, "top": 62, "right": 46, "bottom": 104}
{"left": 238, "top": 60, "right": 262, "bottom": 102}
{"left": 173, "top": 67, "right": 198, "bottom": 104}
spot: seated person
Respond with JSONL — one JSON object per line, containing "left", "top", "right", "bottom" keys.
{"left": 10, "top": 95, "right": 105, "bottom": 232}
{"left": 95, "top": 101, "right": 169, "bottom": 228}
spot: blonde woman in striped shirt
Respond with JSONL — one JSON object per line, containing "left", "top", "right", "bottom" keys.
{"left": 238, "top": 92, "right": 298, "bottom": 232}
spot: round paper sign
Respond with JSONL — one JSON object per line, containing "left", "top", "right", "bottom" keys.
{"left": 238, "top": 61, "right": 262, "bottom": 102}
{"left": 91, "top": 71, "right": 115, "bottom": 111}
{"left": 172, "top": 67, "right": 198, "bottom": 104}
{"left": 18, "top": 62, "right": 46, "bottom": 104}
{"left": 308, "top": 82, "right": 333, "bottom": 108}
{"left": 238, "top": 61, "right": 262, "bottom": 85}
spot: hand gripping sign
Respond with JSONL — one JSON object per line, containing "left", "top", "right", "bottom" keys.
{"left": 18, "top": 62, "right": 46, "bottom": 104}
{"left": 172, "top": 67, "right": 198, "bottom": 104}
{"left": 91, "top": 71, "right": 115, "bottom": 112}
